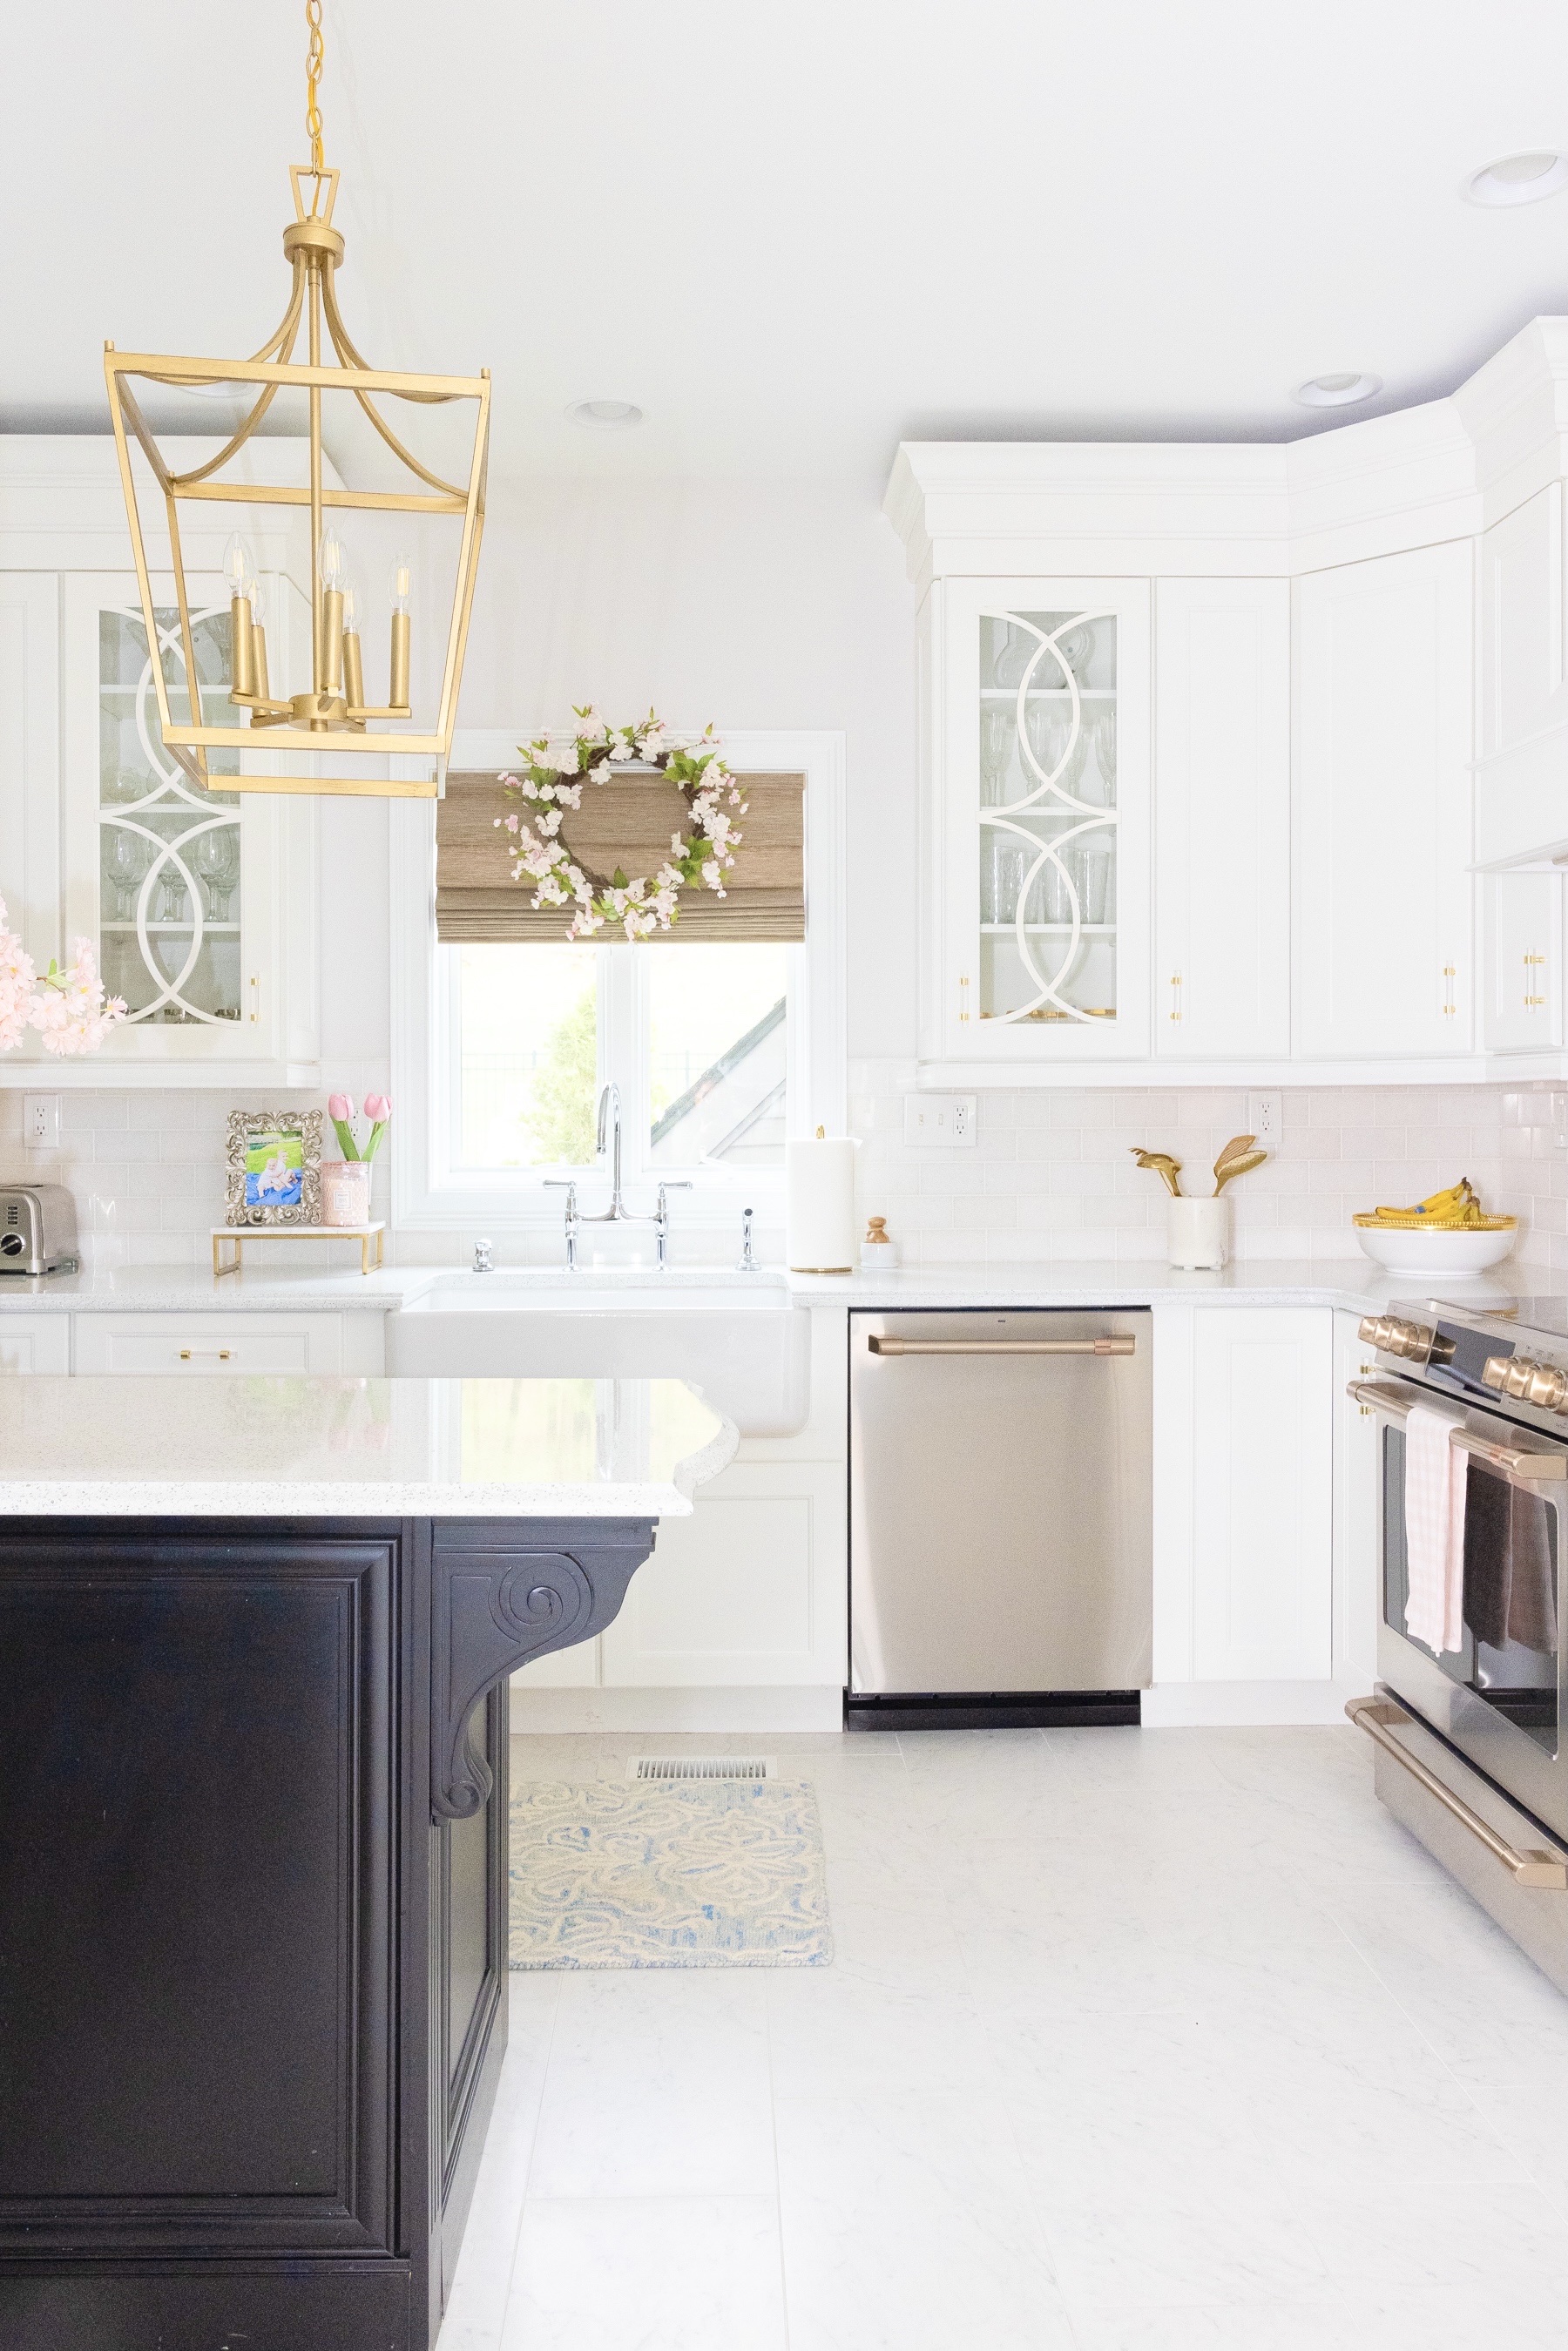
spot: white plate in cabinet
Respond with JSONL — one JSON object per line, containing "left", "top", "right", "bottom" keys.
{"left": 0, "top": 1314, "right": 71, "bottom": 1375}
{"left": 1484, "top": 870, "right": 1564, "bottom": 1053}
{"left": 72, "top": 1313, "right": 355, "bottom": 1376}
{"left": 1155, "top": 578, "right": 1291, "bottom": 1058}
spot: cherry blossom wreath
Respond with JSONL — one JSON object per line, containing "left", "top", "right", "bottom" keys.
{"left": 497, "top": 708, "right": 747, "bottom": 941}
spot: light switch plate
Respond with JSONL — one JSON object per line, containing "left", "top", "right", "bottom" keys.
{"left": 24, "top": 1095, "right": 60, "bottom": 1152}
{"left": 1246, "top": 1092, "right": 1282, "bottom": 1147}
{"left": 904, "top": 1094, "right": 977, "bottom": 1148}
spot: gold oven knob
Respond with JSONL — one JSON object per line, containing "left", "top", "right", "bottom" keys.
{"left": 1483, "top": 1355, "right": 1511, "bottom": 1391}
{"left": 1525, "top": 1361, "right": 1568, "bottom": 1412}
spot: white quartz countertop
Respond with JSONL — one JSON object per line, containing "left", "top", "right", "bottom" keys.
{"left": 1, "top": 1254, "right": 1556, "bottom": 1320}
{"left": 0, "top": 1375, "right": 737, "bottom": 1517}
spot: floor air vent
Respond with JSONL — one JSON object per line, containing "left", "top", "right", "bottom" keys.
{"left": 627, "top": 1756, "right": 777, "bottom": 1782}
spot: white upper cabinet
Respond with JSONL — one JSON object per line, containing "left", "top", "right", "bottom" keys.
{"left": 0, "top": 437, "right": 321, "bottom": 1087}
{"left": 1479, "top": 484, "right": 1563, "bottom": 757}
{"left": 1484, "top": 868, "right": 1564, "bottom": 1054}
{"left": 0, "top": 574, "right": 60, "bottom": 960}
{"left": 1293, "top": 540, "right": 1475, "bottom": 1061}
{"left": 58, "top": 574, "right": 318, "bottom": 1078}
{"left": 1154, "top": 578, "right": 1290, "bottom": 1059}
{"left": 923, "top": 576, "right": 1151, "bottom": 1064}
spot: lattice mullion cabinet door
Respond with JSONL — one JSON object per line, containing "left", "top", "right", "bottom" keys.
{"left": 929, "top": 576, "right": 1152, "bottom": 1064}
{"left": 59, "top": 571, "right": 319, "bottom": 1080}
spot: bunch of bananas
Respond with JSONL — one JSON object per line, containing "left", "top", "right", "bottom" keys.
{"left": 1354, "top": 1179, "right": 1514, "bottom": 1233}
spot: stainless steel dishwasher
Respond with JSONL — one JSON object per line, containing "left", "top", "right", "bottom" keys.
{"left": 848, "top": 1307, "right": 1152, "bottom": 1729}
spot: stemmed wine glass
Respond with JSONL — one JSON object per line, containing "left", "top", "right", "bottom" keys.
{"left": 1092, "top": 710, "right": 1117, "bottom": 804}
{"left": 102, "top": 828, "right": 151, "bottom": 922}
{"left": 1027, "top": 704, "right": 1089, "bottom": 797}
{"left": 193, "top": 827, "right": 240, "bottom": 922}
{"left": 980, "top": 708, "right": 1015, "bottom": 804}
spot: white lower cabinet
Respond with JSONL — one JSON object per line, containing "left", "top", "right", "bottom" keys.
{"left": 600, "top": 1460, "right": 845, "bottom": 1689}
{"left": 1333, "top": 1308, "right": 1381, "bottom": 1689}
{"left": 72, "top": 1312, "right": 380, "bottom": 1375}
{"left": 1191, "top": 1307, "right": 1333, "bottom": 1680}
{"left": 0, "top": 1314, "right": 71, "bottom": 1375}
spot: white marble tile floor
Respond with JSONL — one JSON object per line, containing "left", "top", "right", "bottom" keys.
{"left": 438, "top": 1725, "right": 1568, "bottom": 2351}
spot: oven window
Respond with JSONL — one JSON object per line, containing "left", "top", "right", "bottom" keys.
{"left": 1382, "top": 1429, "right": 1560, "bottom": 1756}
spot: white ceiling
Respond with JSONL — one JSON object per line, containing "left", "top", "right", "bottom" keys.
{"left": 5, "top": 0, "right": 1568, "bottom": 495}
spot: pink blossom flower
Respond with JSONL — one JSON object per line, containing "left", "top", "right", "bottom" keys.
{"left": 364, "top": 1094, "right": 392, "bottom": 1121}
{"left": 328, "top": 1091, "right": 354, "bottom": 1120}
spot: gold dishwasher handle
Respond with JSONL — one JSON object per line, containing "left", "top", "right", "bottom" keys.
{"left": 1346, "top": 1698, "right": 1568, "bottom": 1890}
{"left": 868, "top": 1334, "right": 1135, "bottom": 1358}
{"left": 1347, "top": 1379, "right": 1567, "bottom": 1481}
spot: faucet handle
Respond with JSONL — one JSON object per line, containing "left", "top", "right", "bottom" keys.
{"left": 737, "top": 1204, "right": 757, "bottom": 1273}
{"left": 472, "top": 1237, "right": 494, "bottom": 1274}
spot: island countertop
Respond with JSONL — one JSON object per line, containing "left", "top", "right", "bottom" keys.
{"left": 0, "top": 1373, "right": 737, "bottom": 1517}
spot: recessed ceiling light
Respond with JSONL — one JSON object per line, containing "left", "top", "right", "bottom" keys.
{"left": 566, "top": 399, "right": 644, "bottom": 429}
{"left": 1463, "top": 151, "right": 1568, "bottom": 206}
{"left": 1292, "top": 371, "right": 1383, "bottom": 409}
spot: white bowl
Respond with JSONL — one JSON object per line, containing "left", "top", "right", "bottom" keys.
{"left": 1355, "top": 1224, "right": 1517, "bottom": 1275}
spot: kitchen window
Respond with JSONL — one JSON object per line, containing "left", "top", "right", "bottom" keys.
{"left": 390, "top": 729, "right": 846, "bottom": 1234}
{"left": 449, "top": 938, "right": 792, "bottom": 1175}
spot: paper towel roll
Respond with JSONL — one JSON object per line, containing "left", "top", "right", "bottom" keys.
{"left": 787, "top": 1135, "right": 857, "bottom": 1271}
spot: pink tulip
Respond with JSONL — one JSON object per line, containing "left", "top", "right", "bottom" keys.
{"left": 328, "top": 1091, "right": 354, "bottom": 1119}
{"left": 363, "top": 1093, "right": 392, "bottom": 1121}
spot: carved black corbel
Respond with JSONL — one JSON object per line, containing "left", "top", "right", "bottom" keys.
{"left": 429, "top": 1518, "right": 655, "bottom": 1821}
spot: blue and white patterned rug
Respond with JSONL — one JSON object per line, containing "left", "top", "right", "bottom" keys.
{"left": 509, "top": 1779, "right": 833, "bottom": 1970}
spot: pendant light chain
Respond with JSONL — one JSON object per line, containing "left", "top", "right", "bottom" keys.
{"left": 305, "top": 0, "right": 327, "bottom": 172}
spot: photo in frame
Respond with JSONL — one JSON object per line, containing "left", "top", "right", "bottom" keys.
{"left": 224, "top": 1109, "right": 323, "bottom": 1227}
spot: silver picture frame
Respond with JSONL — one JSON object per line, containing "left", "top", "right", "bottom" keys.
{"left": 224, "top": 1108, "right": 323, "bottom": 1228}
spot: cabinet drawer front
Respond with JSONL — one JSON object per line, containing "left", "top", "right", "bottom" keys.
{"left": 74, "top": 1314, "right": 346, "bottom": 1375}
{"left": 0, "top": 1314, "right": 71, "bottom": 1376}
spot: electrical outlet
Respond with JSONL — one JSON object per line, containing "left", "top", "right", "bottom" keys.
{"left": 904, "top": 1093, "right": 977, "bottom": 1148}
{"left": 1246, "top": 1092, "right": 1282, "bottom": 1147}
{"left": 24, "top": 1095, "right": 60, "bottom": 1152}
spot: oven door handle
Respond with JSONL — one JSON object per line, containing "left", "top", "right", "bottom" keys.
{"left": 1346, "top": 1698, "right": 1568, "bottom": 1889}
{"left": 1347, "top": 1380, "right": 1568, "bottom": 1483}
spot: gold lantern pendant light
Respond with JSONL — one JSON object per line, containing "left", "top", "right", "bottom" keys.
{"left": 104, "top": 1, "right": 489, "bottom": 799}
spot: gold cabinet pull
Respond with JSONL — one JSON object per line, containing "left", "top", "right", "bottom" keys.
{"left": 1169, "top": 973, "right": 1182, "bottom": 1023}
{"left": 179, "top": 1348, "right": 233, "bottom": 1361}
{"left": 1347, "top": 1698, "right": 1568, "bottom": 1888}
{"left": 1442, "top": 963, "right": 1457, "bottom": 1017}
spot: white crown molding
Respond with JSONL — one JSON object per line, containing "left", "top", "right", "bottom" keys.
{"left": 885, "top": 315, "right": 1568, "bottom": 589}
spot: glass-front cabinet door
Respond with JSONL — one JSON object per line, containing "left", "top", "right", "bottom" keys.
{"left": 928, "top": 578, "right": 1150, "bottom": 1062}
{"left": 60, "top": 574, "right": 317, "bottom": 1074}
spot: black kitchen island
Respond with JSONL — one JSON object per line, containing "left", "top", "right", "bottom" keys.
{"left": 0, "top": 1375, "right": 733, "bottom": 2350}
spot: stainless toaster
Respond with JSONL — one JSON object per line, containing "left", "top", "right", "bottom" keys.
{"left": 0, "top": 1184, "right": 79, "bottom": 1275}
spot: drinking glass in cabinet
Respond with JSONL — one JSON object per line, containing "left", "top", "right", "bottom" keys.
{"left": 1078, "top": 842, "right": 1112, "bottom": 926}
{"left": 193, "top": 828, "right": 240, "bottom": 922}
{"left": 102, "top": 828, "right": 151, "bottom": 921}
{"left": 983, "top": 834, "right": 1028, "bottom": 924}
{"left": 980, "top": 707, "right": 1015, "bottom": 802}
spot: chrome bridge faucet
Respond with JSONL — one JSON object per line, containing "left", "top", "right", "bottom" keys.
{"left": 547, "top": 1084, "right": 691, "bottom": 1268}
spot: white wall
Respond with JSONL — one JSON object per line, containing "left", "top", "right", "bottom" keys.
{"left": 458, "top": 476, "right": 920, "bottom": 1058}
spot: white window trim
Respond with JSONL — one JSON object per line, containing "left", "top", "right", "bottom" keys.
{"left": 389, "top": 728, "right": 847, "bottom": 1233}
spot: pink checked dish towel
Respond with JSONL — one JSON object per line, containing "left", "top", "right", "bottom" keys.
{"left": 1403, "top": 1402, "right": 1468, "bottom": 1654}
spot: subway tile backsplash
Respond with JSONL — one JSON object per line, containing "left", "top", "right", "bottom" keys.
{"left": 4, "top": 1072, "right": 1567, "bottom": 1274}
{"left": 848, "top": 1066, "right": 1568, "bottom": 1273}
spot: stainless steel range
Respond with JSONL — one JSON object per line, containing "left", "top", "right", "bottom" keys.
{"left": 1351, "top": 1296, "right": 1568, "bottom": 1988}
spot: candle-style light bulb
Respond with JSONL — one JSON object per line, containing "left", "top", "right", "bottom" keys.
{"left": 319, "top": 530, "right": 347, "bottom": 697}
{"left": 341, "top": 581, "right": 364, "bottom": 713}
{"left": 225, "top": 533, "right": 256, "bottom": 700}
{"left": 388, "top": 552, "right": 413, "bottom": 713}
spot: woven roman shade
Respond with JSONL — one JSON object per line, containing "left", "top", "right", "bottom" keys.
{"left": 436, "top": 769, "right": 806, "bottom": 943}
